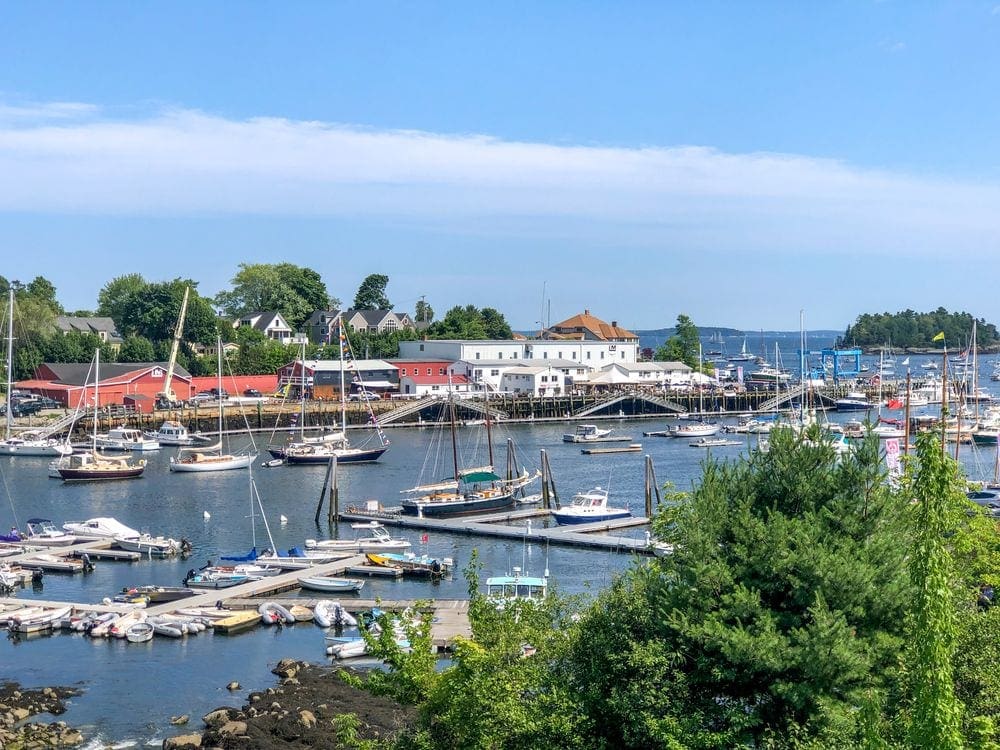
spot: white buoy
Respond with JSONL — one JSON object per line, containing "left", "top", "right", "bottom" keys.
{"left": 279, "top": 515, "right": 288, "bottom": 524}
{"left": 203, "top": 511, "right": 211, "bottom": 521}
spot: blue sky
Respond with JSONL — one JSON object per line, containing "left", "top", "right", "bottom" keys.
{"left": 1, "top": 2, "right": 999, "bottom": 330}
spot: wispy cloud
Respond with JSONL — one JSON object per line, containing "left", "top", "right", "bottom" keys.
{"left": 0, "top": 101, "right": 998, "bottom": 258}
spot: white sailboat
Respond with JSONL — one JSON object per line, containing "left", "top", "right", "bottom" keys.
{"left": 170, "top": 337, "right": 256, "bottom": 473}
{"left": 0, "top": 289, "right": 73, "bottom": 457}
{"left": 266, "top": 317, "right": 389, "bottom": 465}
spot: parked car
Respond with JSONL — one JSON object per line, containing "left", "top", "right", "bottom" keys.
{"left": 190, "top": 392, "right": 215, "bottom": 404}
{"left": 209, "top": 387, "right": 229, "bottom": 398}
{"left": 243, "top": 388, "right": 262, "bottom": 397}
{"left": 349, "top": 391, "right": 379, "bottom": 401}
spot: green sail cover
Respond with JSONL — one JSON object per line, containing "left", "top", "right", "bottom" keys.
{"left": 461, "top": 471, "right": 501, "bottom": 484}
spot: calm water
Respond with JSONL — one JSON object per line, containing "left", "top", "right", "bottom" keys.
{"left": 2, "top": 370, "right": 998, "bottom": 745}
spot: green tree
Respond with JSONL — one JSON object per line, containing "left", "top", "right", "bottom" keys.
{"left": 907, "top": 432, "right": 965, "bottom": 749}
{"left": 353, "top": 274, "right": 391, "bottom": 310}
{"left": 566, "top": 430, "right": 914, "bottom": 748}
{"left": 216, "top": 263, "right": 329, "bottom": 330}
{"left": 414, "top": 298, "right": 434, "bottom": 325}
{"left": 117, "top": 336, "right": 156, "bottom": 363}
{"left": 654, "top": 314, "right": 708, "bottom": 371}
{"left": 97, "top": 273, "right": 147, "bottom": 331}
{"left": 426, "top": 305, "right": 513, "bottom": 340}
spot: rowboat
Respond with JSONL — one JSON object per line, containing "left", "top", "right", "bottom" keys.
{"left": 297, "top": 576, "right": 365, "bottom": 593}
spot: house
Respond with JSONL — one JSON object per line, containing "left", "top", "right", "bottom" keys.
{"left": 542, "top": 310, "right": 639, "bottom": 343}
{"left": 54, "top": 316, "right": 124, "bottom": 348}
{"left": 498, "top": 366, "right": 565, "bottom": 397}
{"left": 233, "top": 311, "right": 294, "bottom": 343}
{"left": 398, "top": 373, "right": 472, "bottom": 398}
{"left": 275, "top": 358, "right": 398, "bottom": 399}
{"left": 190, "top": 340, "right": 240, "bottom": 357}
{"left": 18, "top": 362, "right": 194, "bottom": 408}
{"left": 306, "top": 309, "right": 415, "bottom": 344}
{"left": 449, "top": 358, "right": 590, "bottom": 393}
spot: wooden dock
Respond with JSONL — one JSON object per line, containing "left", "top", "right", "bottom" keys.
{"left": 337, "top": 509, "right": 653, "bottom": 554}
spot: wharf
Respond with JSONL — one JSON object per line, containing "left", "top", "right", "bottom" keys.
{"left": 337, "top": 509, "right": 653, "bottom": 554}
{"left": 3, "top": 538, "right": 142, "bottom": 572}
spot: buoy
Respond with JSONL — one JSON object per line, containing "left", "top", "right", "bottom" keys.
{"left": 203, "top": 511, "right": 211, "bottom": 521}
{"left": 279, "top": 515, "right": 288, "bottom": 525}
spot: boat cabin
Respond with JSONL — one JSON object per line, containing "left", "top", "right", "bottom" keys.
{"left": 486, "top": 568, "right": 548, "bottom": 602}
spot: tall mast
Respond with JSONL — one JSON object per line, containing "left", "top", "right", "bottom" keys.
{"left": 338, "top": 316, "right": 347, "bottom": 434}
{"left": 485, "top": 385, "right": 494, "bottom": 468}
{"left": 93, "top": 348, "right": 100, "bottom": 451}
{"left": 449, "top": 393, "right": 459, "bottom": 483}
{"left": 217, "top": 336, "right": 223, "bottom": 454}
{"left": 299, "top": 336, "right": 306, "bottom": 440}
{"left": 4, "top": 289, "right": 13, "bottom": 441}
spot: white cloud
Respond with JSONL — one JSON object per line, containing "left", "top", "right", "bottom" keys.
{"left": 0, "top": 101, "right": 999, "bottom": 258}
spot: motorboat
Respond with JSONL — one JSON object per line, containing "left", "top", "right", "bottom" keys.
{"left": 669, "top": 421, "right": 721, "bottom": 438}
{"left": 485, "top": 566, "right": 548, "bottom": 603}
{"left": 62, "top": 517, "right": 142, "bottom": 539}
{"left": 120, "top": 585, "right": 195, "bottom": 603}
{"left": 144, "top": 420, "right": 199, "bottom": 446}
{"left": 551, "top": 487, "right": 632, "bottom": 525}
{"left": 304, "top": 523, "right": 411, "bottom": 553}
{"left": 0, "top": 434, "right": 72, "bottom": 457}
{"left": 366, "top": 551, "right": 454, "bottom": 577}
{"left": 297, "top": 576, "right": 365, "bottom": 593}
{"left": 23, "top": 518, "right": 77, "bottom": 546}
{"left": 182, "top": 569, "right": 251, "bottom": 589}
{"left": 835, "top": 392, "right": 873, "bottom": 412}
{"left": 689, "top": 437, "right": 742, "bottom": 448}
{"left": 57, "top": 451, "right": 145, "bottom": 481}
{"left": 562, "top": 424, "right": 614, "bottom": 443}
{"left": 113, "top": 534, "right": 180, "bottom": 558}
{"left": 95, "top": 426, "right": 160, "bottom": 452}
{"left": 313, "top": 600, "right": 357, "bottom": 628}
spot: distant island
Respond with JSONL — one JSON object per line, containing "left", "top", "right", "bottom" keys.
{"left": 837, "top": 308, "right": 1000, "bottom": 350}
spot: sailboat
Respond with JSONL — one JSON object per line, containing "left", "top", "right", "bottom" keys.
{"left": 669, "top": 344, "right": 720, "bottom": 437}
{"left": 170, "top": 337, "right": 257, "bottom": 472}
{"left": 57, "top": 350, "right": 146, "bottom": 481}
{"left": 0, "top": 290, "right": 73, "bottom": 457}
{"left": 267, "top": 317, "right": 389, "bottom": 465}
{"left": 400, "top": 394, "right": 539, "bottom": 517}
{"left": 727, "top": 336, "right": 755, "bottom": 362}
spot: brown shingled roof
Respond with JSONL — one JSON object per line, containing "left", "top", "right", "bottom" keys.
{"left": 547, "top": 310, "right": 638, "bottom": 341}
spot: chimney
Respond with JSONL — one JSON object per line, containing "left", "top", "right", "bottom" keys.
{"left": 612, "top": 321, "right": 617, "bottom": 328}
{"left": 584, "top": 309, "right": 590, "bottom": 315}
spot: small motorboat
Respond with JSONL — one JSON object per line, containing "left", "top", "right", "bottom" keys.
{"left": 551, "top": 487, "right": 632, "bottom": 525}
{"left": 297, "top": 576, "right": 365, "bottom": 593}
{"left": 114, "top": 534, "right": 180, "bottom": 558}
{"left": 688, "top": 437, "right": 742, "bottom": 448}
{"left": 62, "top": 517, "right": 141, "bottom": 539}
{"left": 125, "top": 621, "right": 154, "bottom": 643}
{"left": 313, "top": 600, "right": 357, "bottom": 628}
{"left": 304, "top": 524, "right": 411, "bottom": 553}
{"left": 183, "top": 569, "right": 250, "bottom": 589}
{"left": 23, "top": 519, "right": 77, "bottom": 546}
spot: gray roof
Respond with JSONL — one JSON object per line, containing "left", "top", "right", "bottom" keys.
{"left": 458, "top": 358, "right": 587, "bottom": 369}
{"left": 44, "top": 362, "right": 192, "bottom": 386}
{"left": 54, "top": 316, "right": 123, "bottom": 343}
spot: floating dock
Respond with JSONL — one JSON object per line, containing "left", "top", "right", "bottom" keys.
{"left": 581, "top": 443, "right": 643, "bottom": 454}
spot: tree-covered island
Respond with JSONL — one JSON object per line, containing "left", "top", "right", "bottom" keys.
{"left": 838, "top": 308, "right": 1000, "bottom": 350}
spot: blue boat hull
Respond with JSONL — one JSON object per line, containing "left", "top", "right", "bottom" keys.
{"left": 552, "top": 509, "right": 632, "bottom": 525}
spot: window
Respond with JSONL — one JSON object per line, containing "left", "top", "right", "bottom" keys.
{"left": 600, "top": 352, "right": 605, "bottom": 359}
{"left": 400, "top": 368, "right": 407, "bottom": 376}
{"left": 586, "top": 352, "right": 591, "bottom": 360}
{"left": 490, "top": 369, "right": 500, "bottom": 377}
{"left": 439, "top": 367, "right": 445, "bottom": 375}
{"left": 621, "top": 351, "right": 625, "bottom": 359}
{"left": 432, "top": 385, "right": 440, "bottom": 391}
{"left": 541, "top": 375, "right": 548, "bottom": 383}
{"left": 385, "top": 319, "right": 398, "bottom": 333}
{"left": 512, "top": 352, "right": 518, "bottom": 359}
{"left": 419, "top": 344, "right": 424, "bottom": 352}
{"left": 475, "top": 352, "right": 481, "bottom": 360}
{"left": 427, "top": 368, "right": 432, "bottom": 375}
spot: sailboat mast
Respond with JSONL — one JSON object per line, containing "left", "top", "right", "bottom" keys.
{"left": 299, "top": 337, "right": 306, "bottom": 441}
{"left": 338, "top": 316, "right": 347, "bottom": 434}
{"left": 4, "top": 289, "right": 12, "bottom": 441}
{"left": 449, "top": 395, "right": 459, "bottom": 483}
{"left": 216, "top": 336, "right": 224, "bottom": 453}
{"left": 485, "top": 387, "right": 494, "bottom": 468}
{"left": 93, "top": 348, "right": 100, "bottom": 450}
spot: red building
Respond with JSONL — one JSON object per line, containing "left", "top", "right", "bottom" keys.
{"left": 17, "top": 362, "right": 196, "bottom": 408}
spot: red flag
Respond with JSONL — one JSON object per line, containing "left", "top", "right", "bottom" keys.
{"left": 420, "top": 533, "right": 429, "bottom": 543}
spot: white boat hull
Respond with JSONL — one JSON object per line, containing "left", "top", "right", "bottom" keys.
{"left": 170, "top": 453, "right": 256, "bottom": 472}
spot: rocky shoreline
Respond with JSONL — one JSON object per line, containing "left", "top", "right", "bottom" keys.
{"left": 0, "top": 681, "right": 83, "bottom": 749}
{"left": 161, "top": 659, "right": 417, "bottom": 749}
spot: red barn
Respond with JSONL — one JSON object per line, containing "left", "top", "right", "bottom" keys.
{"left": 17, "top": 362, "right": 195, "bottom": 408}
